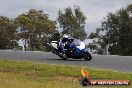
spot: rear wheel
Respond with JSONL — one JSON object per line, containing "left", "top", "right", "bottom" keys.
{"left": 83, "top": 52, "right": 92, "bottom": 61}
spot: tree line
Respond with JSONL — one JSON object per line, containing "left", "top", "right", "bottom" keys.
{"left": 0, "top": 4, "right": 132, "bottom": 56}
{"left": 88, "top": 4, "right": 132, "bottom": 56}
{"left": 0, "top": 6, "right": 87, "bottom": 51}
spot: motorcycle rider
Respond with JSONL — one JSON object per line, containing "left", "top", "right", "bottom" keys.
{"left": 59, "top": 34, "right": 85, "bottom": 53}
{"left": 59, "top": 34, "right": 69, "bottom": 57}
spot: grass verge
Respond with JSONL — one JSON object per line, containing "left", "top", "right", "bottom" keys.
{"left": 0, "top": 59, "right": 132, "bottom": 88}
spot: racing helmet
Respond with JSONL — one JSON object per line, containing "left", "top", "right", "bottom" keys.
{"left": 62, "top": 34, "right": 69, "bottom": 42}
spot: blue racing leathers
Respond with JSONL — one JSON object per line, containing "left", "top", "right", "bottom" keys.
{"left": 59, "top": 42, "right": 65, "bottom": 54}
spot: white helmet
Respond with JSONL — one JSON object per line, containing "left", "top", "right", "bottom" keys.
{"left": 62, "top": 34, "right": 68, "bottom": 38}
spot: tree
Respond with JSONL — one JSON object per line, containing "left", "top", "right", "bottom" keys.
{"left": 15, "top": 9, "right": 56, "bottom": 51}
{"left": 88, "top": 29, "right": 108, "bottom": 55}
{"left": 51, "top": 30, "right": 60, "bottom": 41}
{"left": 0, "top": 16, "right": 18, "bottom": 49}
{"left": 89, "top": 4, "right": 132, "bottom": 55}
{"left": 57, "top": 6, "right": 87, "bottom": 41}
{"left": 86, "top": 41, "right": 97, "bottom": 53}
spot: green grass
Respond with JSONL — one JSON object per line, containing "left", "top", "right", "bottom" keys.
{"left": 0, "top": 59, "right": 132, "bottom": 88}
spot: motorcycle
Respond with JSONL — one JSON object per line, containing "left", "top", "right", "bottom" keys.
{"left": 50, "top": 38, "right": 92, "bottom": 61}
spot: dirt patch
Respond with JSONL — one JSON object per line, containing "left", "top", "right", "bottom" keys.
{"left": 20, "top": 69, "right": 39, "bottom": 76}
{"left": 52, "top": 76, "right": 80, "bottom": 83}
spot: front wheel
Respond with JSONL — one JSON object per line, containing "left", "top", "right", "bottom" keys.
{"left": 83, "top": 52, "right": 92, "bottom": 61}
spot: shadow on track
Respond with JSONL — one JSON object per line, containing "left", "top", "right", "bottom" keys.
{"left": 47, "top": 58, "right": 86, "bottom": 62}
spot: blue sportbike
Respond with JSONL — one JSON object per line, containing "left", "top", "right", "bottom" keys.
{"left": 50, "top": 39, "right": 92, "bottom": 61}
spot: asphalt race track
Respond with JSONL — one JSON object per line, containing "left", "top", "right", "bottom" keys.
{"left": 0, "top": 50, "right": 132, "bottom": 72}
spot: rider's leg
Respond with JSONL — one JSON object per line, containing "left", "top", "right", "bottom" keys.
{"left": 59, "top": 44, "right": 67, "bottom": 58}
{"left": 60, "top": 45, "right": 65, "bottom": 54}
{"left": 60, "top": 43, "right": 65, "bottom": 54}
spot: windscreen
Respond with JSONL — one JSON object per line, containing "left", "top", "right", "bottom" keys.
{"left": 73, "top": 39, "right": 82, "bottom": 46}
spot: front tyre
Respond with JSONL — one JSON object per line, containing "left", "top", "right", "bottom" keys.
{"left": 83, "top": 52, "right": 92, "bottom": 61}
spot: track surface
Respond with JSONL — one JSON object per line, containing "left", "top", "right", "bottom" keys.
{"left": 0, "top": 50, "right": 132, "bottom": 72}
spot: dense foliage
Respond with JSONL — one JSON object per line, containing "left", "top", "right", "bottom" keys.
{"left": 0, "top": 7, "right": 87, "bottom": 51}
{"left": 15, "top": 9, "right": 56, "bottom": 51}
{"left": 0, "top": 16, "right": 18, "bottom": 49}
{"left": 89, "top": 4, "right": 132, "bottom": 55}
{"left": 58, "top": 6, "right": 87, "bottom": 41}
{"left": 1, "top": 4, "right": 132, "bottom": 55}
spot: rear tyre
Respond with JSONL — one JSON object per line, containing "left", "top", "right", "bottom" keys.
{"left": 83, "top": 52, "right": 92, "bottom": 61}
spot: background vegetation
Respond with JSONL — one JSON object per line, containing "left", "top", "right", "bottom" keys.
{"left": 88, "top": 4, "right": 132, "bottom": 55}
{"left": 0, "top": 4, "right": 132, "bottom": 56}
{"left": 0, "top": 6, "right": 87, "bottom": 51}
